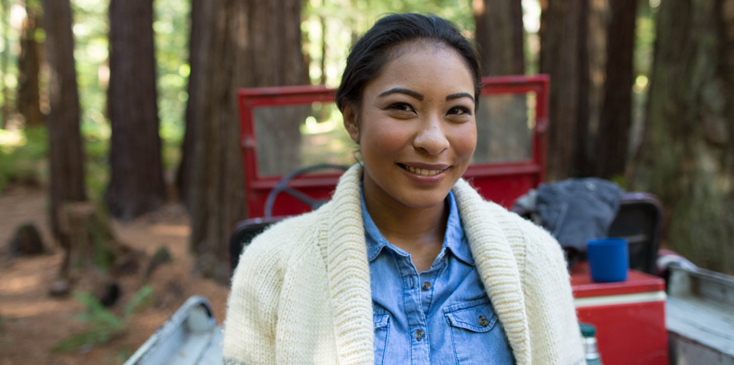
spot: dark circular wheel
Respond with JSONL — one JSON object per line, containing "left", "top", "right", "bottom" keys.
{"left": 264, "top": 164, "right": 350, "bottom": 218}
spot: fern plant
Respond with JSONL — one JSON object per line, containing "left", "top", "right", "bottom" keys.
{"left": 53, "top": 285, "right": 155, "bottom": 353}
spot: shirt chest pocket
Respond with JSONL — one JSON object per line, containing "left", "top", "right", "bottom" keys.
{"left": 373, "top": 314, "right": 390, "bottom": 365}
{"left": 443, "top": 299, "right": 515, "bottom": 365}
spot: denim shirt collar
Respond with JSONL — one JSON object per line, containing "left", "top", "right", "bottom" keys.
{"left": 360, "top": 183, "right": 473, "bottom": 266}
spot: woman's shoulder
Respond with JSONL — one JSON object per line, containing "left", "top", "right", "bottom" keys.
{"left": 233, "top": 209, "right": 323, "bottom": 277}
{"left": 489, "top": 201, "right": 558, "bottom": 249}
{"left": 480, "top": 199, "right": 567, "bottom": 269}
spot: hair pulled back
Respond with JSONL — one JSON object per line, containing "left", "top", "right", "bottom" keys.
{"left": 336, "top": 13, "right": 482, "bottom": 113}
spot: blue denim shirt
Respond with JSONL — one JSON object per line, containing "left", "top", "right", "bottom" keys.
{"left": 361, "top": 188, "right": 516, "bottom": 365}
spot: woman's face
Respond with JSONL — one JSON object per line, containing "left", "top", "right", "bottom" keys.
{"left": 344, "top": 41, "right": 477, "bottom": 211}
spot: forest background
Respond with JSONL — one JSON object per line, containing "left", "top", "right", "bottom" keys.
{"left": 0, "top": 0, "right": 733, "bottom": 362}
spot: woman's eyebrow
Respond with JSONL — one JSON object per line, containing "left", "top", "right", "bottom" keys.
{"left": 446, "top": 92, "right": 474, "bottom": 102}
{"left": 378, "top": 88, "right": 424, "bottom": 101}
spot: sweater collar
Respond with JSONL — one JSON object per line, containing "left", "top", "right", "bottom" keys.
{"left": 322, "top": 164, "right": 530, "bottom": 365}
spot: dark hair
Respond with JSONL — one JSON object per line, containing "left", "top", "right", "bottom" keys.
{"left": 336, "top": 13, "right": 481, "bottom": 113}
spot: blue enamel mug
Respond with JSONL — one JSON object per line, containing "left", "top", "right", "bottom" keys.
{"left": 587, "top": 238, "right": 629, "bottom": 282}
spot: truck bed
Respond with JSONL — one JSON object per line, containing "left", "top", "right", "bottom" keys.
{"left": 667, "top": 266, "right": 734, "bottom": 365}
{"left": 124, "top": 296, "right": 223, "bottom": 365}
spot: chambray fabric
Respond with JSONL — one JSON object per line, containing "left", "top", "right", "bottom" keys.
{"left": 361, "top": 187, "right": 516, "bottom": 365}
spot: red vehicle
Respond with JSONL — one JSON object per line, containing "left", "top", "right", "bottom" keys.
{"left": 124, "top": 76, "right": 734, "bottom": 365}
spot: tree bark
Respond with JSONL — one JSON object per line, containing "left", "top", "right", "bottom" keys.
{"left": 539, "top": 0, "right": 584, "bottom": 180}
{"left": 473, "top": 0, "right": 529, "bottom": 165}
{"left": 573, "top": 0, "right": 591, "bottom": 177}
{"left": 190, "top": 0, "right": 307, "bottom": 283}
{"left": 43, "top": 0, "right": 87, "bottom": 239}
{"left": 106, "top": 0, "right": 166, "bottom": 220}
{"left": 176, "top": 0, "right": 205, "bottom": 208}
{"left": 583, "top": 0, "right": 610, "bottom": 176}
{"left": 632, "top": 0, "right": 734, "bottom": 272}
{"left": 595, "top": 0, "right": 637, "bottom": 179}
{"left": 17, "top": 1, "right": 44, "bottom": 127}
{"left": 1, "top": 0, "right": 10, "bottom": 128}
{"left": 474, "top": 0, "right": 524, "bottom": 76}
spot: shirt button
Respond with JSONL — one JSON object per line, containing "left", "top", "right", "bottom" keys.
{"left": 479, "top": 316, "right": 489, "bottom": 327}
{"left": 414, "top": 329, "right": 425, "bottom": 341}
{"left": 421, "top": 281, "right": 431, "bottom": 291}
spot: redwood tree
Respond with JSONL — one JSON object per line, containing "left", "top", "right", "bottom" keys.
{"left": 539, "top": 0, "right": 585, "bottom": 180}
{"left": 473, "top": 0, "right": 528, "bottom": 164}
{"left": 17, "top": 0, "right": 43, "bottom": 127}
{"left": 43, "top": 0, "right": 86, "bottom": 238}
{"left": 189, "top": 0, "right": 307, "bottom": 282}
{"left": 474, "top": 0, "right": 524, "bottom": 76}
{"left": 105, "top": 0, "right": 166, "bottom": 220}
{"left": 632, "top": 0, "right": 734, "bottom": 272}
{"left": 595, "top": 0, "right": 637, "bottom": 179}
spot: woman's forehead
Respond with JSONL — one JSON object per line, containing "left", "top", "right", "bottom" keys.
{"left": 365, "top": 43, "right": 475, "bottom": 96}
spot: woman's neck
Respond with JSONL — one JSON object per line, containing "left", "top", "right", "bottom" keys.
{"left": 363, "top": 179, "right": 449, "bottom": 272}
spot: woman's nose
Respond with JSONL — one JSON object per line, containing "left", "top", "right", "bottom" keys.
{"left": 413, "top": 115, "right": 449, "bottom": 155}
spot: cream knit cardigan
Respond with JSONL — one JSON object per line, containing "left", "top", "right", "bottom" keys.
{"left": 223, "top": 165, "right": 585, "bottom": 365}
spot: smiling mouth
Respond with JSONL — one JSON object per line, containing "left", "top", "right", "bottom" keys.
{"left": 397, "top": 163, "right": 449, "bottom": 176}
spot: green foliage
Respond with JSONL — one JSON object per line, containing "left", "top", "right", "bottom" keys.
{"left": 609, "top": 175, "right": 628, "bottom": 190}
{"left": 123, "top": 284, "right": 155, "bottom": 318}
{"left": 155, "top": 0, "right": 190, "bottom": 170}
{"left": 0, "top": 126, "right": 47, "bottom": 193}
{"left": 113, "top": 347, "right": 133, "bottom": 363}
{"left": 302, "top": 0, "right": 474, "bottom": 87}
{"left": 53, "top": 292, "right": 125, "bottom": 353}
{"left": 53, "top": 285, "right": 155, "bottom": 353}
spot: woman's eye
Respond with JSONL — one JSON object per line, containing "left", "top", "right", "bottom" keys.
{"left": 387, "top": 102, "right": 415, "bottom": 113}
{"left": 448, "top": 106, "right": 471, "bottom": 116}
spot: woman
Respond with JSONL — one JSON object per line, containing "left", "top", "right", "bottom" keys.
{"left": 223, "top": 13, "right": 584, "bottom": 365}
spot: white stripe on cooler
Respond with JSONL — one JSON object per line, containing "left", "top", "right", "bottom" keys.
{"left": 574, "top": 291, "right": 667, "bottom": 308}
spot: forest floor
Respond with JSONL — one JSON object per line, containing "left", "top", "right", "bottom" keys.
{"left": 0, "top": 185, "right": 230, "bottom": 365}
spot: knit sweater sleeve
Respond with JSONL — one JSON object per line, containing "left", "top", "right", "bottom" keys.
{"left": 517, "top": 218, "right": 586, "bottom": 365}
{"left": 222, "top": 228, "right": 285, "bottom": 365}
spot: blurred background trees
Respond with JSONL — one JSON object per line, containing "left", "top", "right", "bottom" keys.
{"left": 0, "top": 0, "right": 732, "bottom": 275}
{"left": 186, "top": 0, "right": 307, "bottom": 282}
{"left": 105, "top": 0, "right": 166, "bottom": 219}
{"left": 43, "top": 0, "right": 86, "bottom": 250}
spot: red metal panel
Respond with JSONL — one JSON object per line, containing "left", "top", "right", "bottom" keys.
{"left": 576, "top": 301, "right": 668, "bottom": 365}
{"left": 238, "top": 75, "right": 550, "bottom": 218}
{"left": 571, "top": 263, "right": 668, "bottom": 365}
{"left": 571, "top": 262, "right": 665, "bottom": 298}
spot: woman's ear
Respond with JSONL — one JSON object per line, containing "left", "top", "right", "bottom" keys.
{"left": 342, "top": 104, "right": 360, "bottom": 143}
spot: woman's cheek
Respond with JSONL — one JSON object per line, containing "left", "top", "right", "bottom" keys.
{"left": 452, "top": 122, "right": 478, "bottom": 161}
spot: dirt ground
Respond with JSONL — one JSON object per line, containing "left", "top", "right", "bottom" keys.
{"left": 0, "top": 186, "right": 230, "bottom": 365}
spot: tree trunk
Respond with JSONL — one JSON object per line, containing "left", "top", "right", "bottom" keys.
{"left": 473, "top": 0, "right": 528, "bottom": 165}
{"left": 539, "top": 0, "right": 584, "bottom": 180}
{"left": 583, "top": 0, "right": 610, "bottom": 176}
{"left": 176, "top": 0, "right": 205, "bottom": 207}
{"left": 595, "top": 0, "right": 637, "bottom": 179}
{"left": 320, "top": 15, "right": 327, "bottom": 85}
{"left": 1, "top": 0, "right": 10, "bottom": 128}
{"left": 573, "top": 0, "right": 591, "bottom": 177}
{"left": 43, "top": 0, "right": 87, "bottom": 239}
{"left": 106, "top": 0, "right": 166, "bottom": 220}
{"left": 632, "top": 0, "right": 734, "bottom": 273}
{"left": 190, "top": 0, "right": 307, "bottom": 283}
{"left": 57, "top": 202, "right": 119, "bottom": 277}
{"left": 474, "top": 0, "right": 524, "bottom": 76}
{"left": 17, "top": 1, "right": 44, "bottom": 127}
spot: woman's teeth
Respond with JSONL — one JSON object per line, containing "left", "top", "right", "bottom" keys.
{"left": 403, "top": 165, "right": 445, "bottom": 176}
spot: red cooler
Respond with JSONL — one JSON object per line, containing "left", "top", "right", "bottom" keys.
{"left": 571, "top": 263, "right": 668, "bottom": 365}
